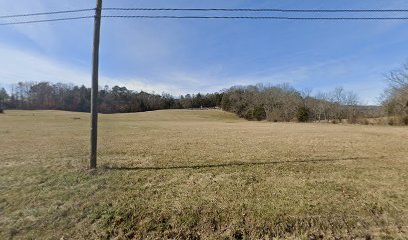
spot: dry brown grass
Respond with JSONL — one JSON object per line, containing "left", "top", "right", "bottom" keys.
{"left": 1, "top": 109, "right": 408, "bottom": 239}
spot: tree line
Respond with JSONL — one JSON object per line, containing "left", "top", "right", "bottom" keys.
{"left": 1, "top": 64, "right": 407, "bottom": 125}
{"left": 0, "top": 81, "right": 367, "bottom": 123}
{"left": 0, "top": 82, "right": 221, "bottom": 113}
{"left": 381, "top": 62, "right": 408, "bottom": 125}
{"left": 220, "top": 83, "right": 366, "bottom": 123}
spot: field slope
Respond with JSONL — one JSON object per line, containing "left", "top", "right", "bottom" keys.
{"left": 1, "top": 110, "right": 408, "bottom": 239}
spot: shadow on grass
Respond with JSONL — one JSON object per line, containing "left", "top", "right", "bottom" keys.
{"left": 103, "top": 157, "right": 369, "bottom": 171}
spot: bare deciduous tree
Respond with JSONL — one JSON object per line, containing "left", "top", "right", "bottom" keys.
{"left": 382, "top": 62, "right": 408, "bottom": 124}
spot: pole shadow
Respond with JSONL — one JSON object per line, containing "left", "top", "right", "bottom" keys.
{"left": 103, "top": 156, "right": 370, "bottom": 171}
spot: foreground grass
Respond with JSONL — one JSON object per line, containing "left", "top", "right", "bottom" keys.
{"left": 1, "top": 110, "right": 408, "bottom": 239}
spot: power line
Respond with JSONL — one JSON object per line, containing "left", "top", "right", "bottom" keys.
{"left": 102, "top": 7, "right": 408, "bottom": 13}
{"left": 0, "top": 7, "right": 407, "bottom": 21}
{"left": 102, "top": 15, "right": 408, "bottom": 20}
{"left": 2, "top": 15, "right": 408, "bottom": 26}
{"left": 0, "top": 8, "right": 95, "bottom": 19}
{"left": 0, "top": 16, "right": 93, "bottom": 26}
{"left": 1, "top": 10, "right": 408, "bottom": 26}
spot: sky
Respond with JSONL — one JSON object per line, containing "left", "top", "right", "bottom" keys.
{"left": 1, "top": 0, "right": 408, "bottom": 105}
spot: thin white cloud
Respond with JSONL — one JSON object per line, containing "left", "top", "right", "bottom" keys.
{"left": 0, "top": 43, "right": 389, "bottom": 104}
{"left": 0, "top": 44, "right": 88, "bottom": 85}
{"left": 0, "top": 44, "right": 226, "bottom": 95}
{"left": 0, "top": 1, "right": 56, "bottom": 49}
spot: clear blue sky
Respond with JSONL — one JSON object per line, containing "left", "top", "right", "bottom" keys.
{"left": 1, "top": 0, "right": 408, "bottom": 105}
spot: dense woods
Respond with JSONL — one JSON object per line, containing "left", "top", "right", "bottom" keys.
{"left": 0, "top": 82, "right": 221, "bottom": 113}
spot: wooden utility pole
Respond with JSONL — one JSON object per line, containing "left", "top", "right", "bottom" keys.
{"left": 90, "top": 0, "right": 102, "bottom": 170}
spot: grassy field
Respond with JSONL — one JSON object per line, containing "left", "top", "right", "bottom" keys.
{"left": 1, "top": 110, "right": 408, "bottom": 239}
